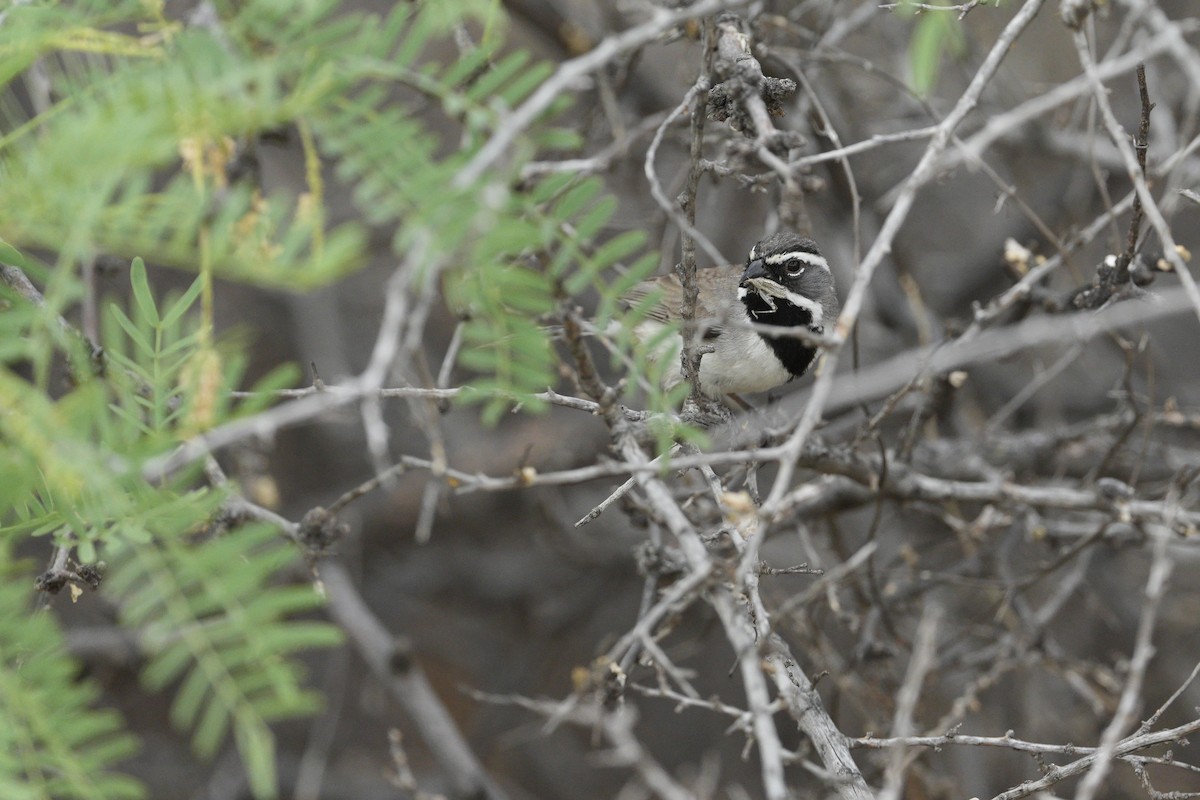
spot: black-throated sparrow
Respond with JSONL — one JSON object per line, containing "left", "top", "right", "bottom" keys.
{"left": 623, "top": 232, "right": 839, "bottom": 398}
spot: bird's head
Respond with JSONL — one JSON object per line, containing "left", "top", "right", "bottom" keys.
{"left": 737, "top": 233, "right": 837, "bottom": 327}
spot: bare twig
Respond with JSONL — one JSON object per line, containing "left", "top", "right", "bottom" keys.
{"left": 318, "top": 561, "right": 511, "bottom": 800}
{"left": 879, "top": 605, "right": 942, "bottom": 800}
{"left": 1073, "top": 526, "right": 1174, "bottom": 800}
{"left": 644, "top": 78, "right": 728, "bottom": 269}
{"left": 988, "top": 718, "right": 1200, "bottom": 800}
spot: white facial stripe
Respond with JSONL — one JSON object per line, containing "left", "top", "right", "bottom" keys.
{"left": 748, "top": 244, "right": 758, "bottom": 260}
{"left": 737, "top": 286, "right": 749, "bottom": 300}
{"left": 763, "top": 251, "right": 829, "bottom": 271}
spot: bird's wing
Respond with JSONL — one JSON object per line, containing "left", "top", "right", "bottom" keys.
{"left": 621, "top": 265, "right": 742, "bottom": 334}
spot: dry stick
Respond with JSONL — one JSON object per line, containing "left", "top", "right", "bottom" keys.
{"left": 878, "top": 0, "right": 986, "bottom": 15}
{"left": 643, "top": 79, "right": 728, "bottom": 268}
{"left": 575, "top": 475, "right": 637, "bottom": 527}
{"left": 773, "top": 540, "right": 878, "bottom": 622}
{"left": 730, "top": 503, "right": 874, "bottom": 797}
{"left": 788, "top": 125, "right": 940, "bottom": 169}
{"left": 408, "top": 353, "right": 453, "bottom": 543}
{"left": 361, "top": 234, "right": 434, "bottom": 478}
{"left": 230, "top": 384, "right": 645, "bottom": 419}
{"left": 1124, "top": 0, "right": 1200, "bottom": 218}
{"left": 712, "top": 15, "right": 807, "bottom": 227}
{"left": 1119, "top": 64, "right": 1153, "bottom": 269}
{"left": 879, "top": 605, "right": 942, "bottom": 800}
{"left": 454, "top": 0, "right": 751, "bottom": 188}
{"left": 761, "top": 0, "right": 1049, "bottom": 514}
{"left": 680, "top": 22, "right": 716, "bottom": 401}
{"left": 318, "top": 561, "right": 511, "bottom": 800}
{"left": 986, "top": 343, "right": 1084, "bottom": 431}
{"left": 460, "top": 687, "right": 692, "bottom": 795}
{"left": 0, "top": 262, "right": 114, "bottom": 380}
{"left": 1073, "top": 526, "right": 1174, "bottom": 800}
{"left": 987, "top": 719, "right": 1200, "bottom": 800}
{"left": 370, "top": 427, "right": 1200, "bottom": 535}
{"left": 853, "top": 725, "right": 1200, "bottom": 764}
{"left": 434, "top": 321, "right": 465, "bottom": 401}
{"left": 630, "top": 682, "right": 760, "bottom": 730}
{"left": 1073, "top": 30, "right": 1200, "bottom": 323}
{"left": 1143, "top": 659, "right": 1200, "bottom": 732}
{"left": 763, "top": 632, "right": 875, "bottom": 800}
{"left": 574, "top": 444, "right": 680, "bottom": 528}
{"left": 293, "top": 645, "right": 349, "bottom": 800}
{"left": 606, "top": 562, "right": 714, "bottom": 670}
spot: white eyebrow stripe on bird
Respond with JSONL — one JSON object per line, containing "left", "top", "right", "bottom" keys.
{"left": 763, "top": 251, "right": 829, "bottom": 270}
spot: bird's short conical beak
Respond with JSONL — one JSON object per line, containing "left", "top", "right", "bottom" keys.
{"left": 742, "top": 258, "right": 768, "bottom": 284}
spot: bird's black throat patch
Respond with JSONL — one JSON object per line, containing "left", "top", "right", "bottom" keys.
{"left": 741, "top": 291, "right": 818, "bottom": 379}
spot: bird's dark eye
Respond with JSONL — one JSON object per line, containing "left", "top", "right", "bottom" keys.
{"left": 786, "top": 263, "right": 805, "bottom": 276}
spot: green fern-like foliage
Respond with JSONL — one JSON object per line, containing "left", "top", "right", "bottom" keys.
{"left": 1, "top": 0, "right": 693, "bottom": 796}
{"left": 0, "top": 0, "right": 366, "bottom": 288}
{"left": 2, "top": 253, "right": 335, "bottom": 797}
{"left": 103, "top": 518, "right": 340, "bottom": 800}
{"left": 0, "top": 548, "right": 143, "bottom": 800}
{"left": 1, "top": 0, "right": 681, "bottom": 415}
